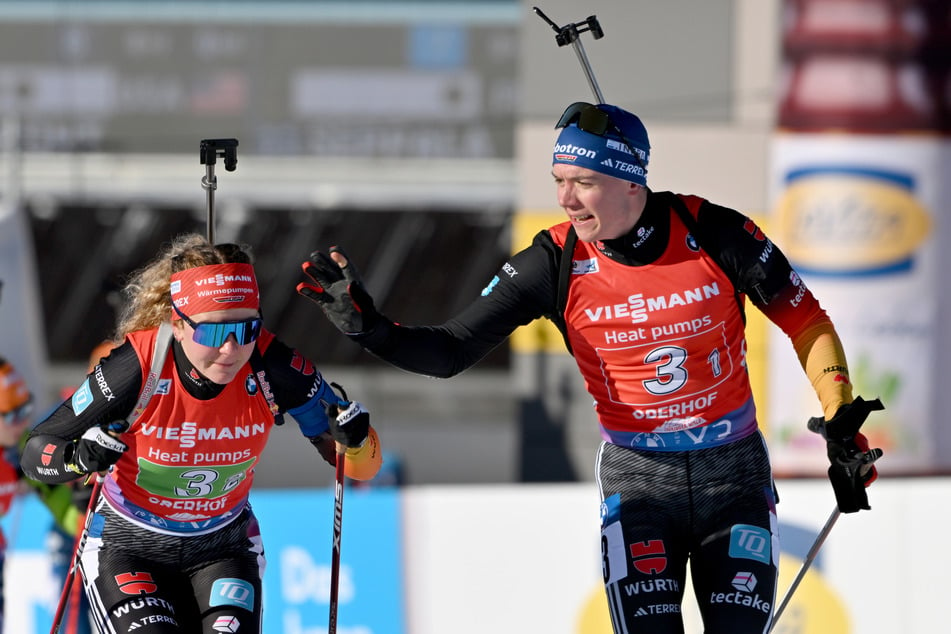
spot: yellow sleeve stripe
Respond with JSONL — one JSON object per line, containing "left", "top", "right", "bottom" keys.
{"left": 791, "top": 322, "right": 854, "bottom": 420}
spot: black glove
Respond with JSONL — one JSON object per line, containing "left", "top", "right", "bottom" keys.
{"left": 297, "top": 247, "right": 381, "bottom": 336}
{"left": 808, "top": 396, "right": 885, "bottom": 513}
{"left": 65, "top": 426, "right": 128, "bottom": 475}
{"left": 322, "top": 380, "right": 370, "bottom": 448}
{"left": 327, "top": 400, "right": 370, "bottom": 448}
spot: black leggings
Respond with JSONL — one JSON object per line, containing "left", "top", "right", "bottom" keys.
{"left": 597, "top": 432, "right": 778, "bottom": 634}
{"left": 79, "top": 501, "right": 264, "bottom": 633}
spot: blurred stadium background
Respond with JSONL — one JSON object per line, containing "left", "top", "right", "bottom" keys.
{"left": 5, "top": 0, "right": 948, "bottom": 485}
{"left": 0, "top": 0, "right": 788, "bottom": 486}
{"left": 1, "top": 2, "right": 950, "bottom": 631}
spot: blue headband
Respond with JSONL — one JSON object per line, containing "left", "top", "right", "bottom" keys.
{"left": 552, "top": 106, "right": 650, "bottom": 186}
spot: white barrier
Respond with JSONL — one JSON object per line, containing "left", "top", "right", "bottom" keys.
{"left": 402, "top": 477, "right": 944, "bottom": 634}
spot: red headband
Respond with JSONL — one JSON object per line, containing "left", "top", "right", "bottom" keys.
{"left": 170, "top": 263, "right": 260, "bottom": 317}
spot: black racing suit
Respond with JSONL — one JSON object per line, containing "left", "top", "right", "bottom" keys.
{"left": 349, "top": 189, "right": 823, "bottom": 633}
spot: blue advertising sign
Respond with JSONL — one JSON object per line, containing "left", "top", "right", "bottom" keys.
{"left": 253, "top": 488, "right": 404, "bottom": 634}
{"left": 1, "top": 488, "right": 404, "bottom": 634}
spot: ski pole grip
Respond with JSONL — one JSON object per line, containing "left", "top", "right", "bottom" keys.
{"left": 106, "top": 420, "right": 129, "bottom": 436}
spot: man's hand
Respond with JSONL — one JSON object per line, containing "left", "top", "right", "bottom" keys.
{"left": 66, "top": 426, "right": 128, "bottom": 475}
{"left": 297, "top": 246, "right": 381, "bottom": 336}
{"left": 808, "top": 396, "right": 885, "bottom": 513}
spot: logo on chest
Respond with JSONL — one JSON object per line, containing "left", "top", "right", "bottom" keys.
{"left": 140, "top": 421, "right": 268, "bottom": 449}
{"left": 584, "top": 284, "right": 722, "bottom": 325}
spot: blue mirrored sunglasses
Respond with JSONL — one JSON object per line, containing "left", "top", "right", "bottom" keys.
{"left": 1, "top": 396, "right": 33, "bottom": 425}
{"left": 173, "top": 304, "right": 262, "bottom": 347}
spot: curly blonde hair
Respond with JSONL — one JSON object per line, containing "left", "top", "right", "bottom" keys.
{"left": 114, "top": 233, "right": 254, "bottom": 339}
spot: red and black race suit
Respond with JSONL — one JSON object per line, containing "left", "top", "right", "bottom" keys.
{"left": 353, "top": 189, "right": 829, "bottom": 632}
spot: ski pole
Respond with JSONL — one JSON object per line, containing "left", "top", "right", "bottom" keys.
{"left": 326, "top": 381, "right": 353, "bottom": 634}
{"left": 328, "top": 444, "right": 346, "bottom": 634}
{"left": 768, "top": 506, "right": 841, "bottom": 632}
{"left": 533, "top": 6, "right": 606, "bottom": 103}
{"left": 65, "top": 572, "right": 83, "bottom": 634}
{"left": 50, "top": 474, "right": 105, "bottom": 634}
{"left": 198, "top": 138, "right": 238, "bottom": 244}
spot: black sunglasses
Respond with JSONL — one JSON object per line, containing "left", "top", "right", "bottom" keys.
{"left": 555, "top": 102, "right": 647, "bottom": 170}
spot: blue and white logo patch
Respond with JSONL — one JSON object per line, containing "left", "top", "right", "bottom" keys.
{"left": 481, "top": 275, "right": 500, "bottom": 296}
{"left": 572, "top": 258, "right": 599, "bottom": 275}
{"left": 155, "top": 379, "right": 172, "bottom": 395}
{"left": 209, "top": 578, "right": 254, "bottom": 611}
{"left": 686, "top": 233, "right": 700, "bottom": 252}
{"left": 728, "top": 524, "right": 771, "bottom": 564}
{"left": 71, "top": 380, "right": 94, "bottom": 415}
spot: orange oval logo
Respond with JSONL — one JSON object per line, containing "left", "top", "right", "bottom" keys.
{"left": 775, "top": 171, "right": 931, "bottom": 275}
